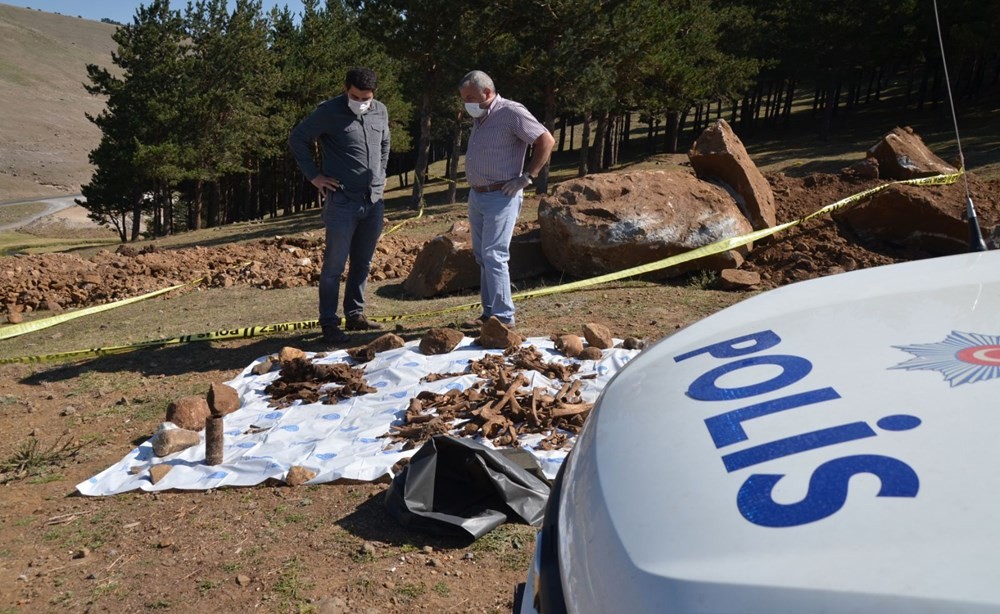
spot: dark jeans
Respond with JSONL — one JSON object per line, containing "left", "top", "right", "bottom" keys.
{"left": 319, "top": 192, "right": 384, "bottom": 327}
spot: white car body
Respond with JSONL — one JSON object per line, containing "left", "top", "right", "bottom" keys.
{"left": 519, "top": 250, "right": 1000, "bottom": 613}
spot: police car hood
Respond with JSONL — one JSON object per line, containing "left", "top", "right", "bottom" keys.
{"left": 561, "top": 251, "right": 1000, "bottom": 612}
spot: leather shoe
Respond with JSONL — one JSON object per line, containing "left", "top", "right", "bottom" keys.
{"left": 345, "top": 314, "right": 383, "bottom": 331}
{"left": 322, "top": 325, "right": 349, "bottom": 344}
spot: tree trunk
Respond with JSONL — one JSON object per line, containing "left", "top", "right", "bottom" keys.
{"left": 410, "top": 88, "right": 432, "bottom": 210}
{"left": 163, "top": 182, "right": 173, "bottom": 235}
{"left": 783, "top": 79, "right": 796, "bottom": 125}
{"left": 589, "top": 111, "right": 607, "bottom": 172}
{"left": 447, "top": 117, "right": 460, "bottom": 204}
{"left": 192, "top": 179, "right": 204, "bottom": 230}
{"left": 646, "top": 115, "right": 655, "bottom": 153}
{"left": 665, "top": 111, "right": 680, "bottom": 153}
{"left": 577, "top": 111, "right": 591, "bottom": 177}
{"left": 537, "top": 81, "right": 556, "bottom": 194}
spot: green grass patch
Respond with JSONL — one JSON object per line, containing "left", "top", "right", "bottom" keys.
{"left": 0, "top": 434, "right": 88, "bottom": 484}
{"left": 0, "top": 231, "right": 117, "bottom": 256}
{"left": 271, "top": 557, "right": 314, "bottom": 611}
{"left": 90, "top": 580, "right": 120, "bottom": 598}
{"left": 470, "top": 524, "right": 536, "bottom": 571}
{"left": 396, "top": 582, "right": 426, "bottom": 600}
{"left": 42, "top": 522, "right": 107, "bottom": 550}
{"left": 144, "top": 599, "right": 171, "bottom": 609}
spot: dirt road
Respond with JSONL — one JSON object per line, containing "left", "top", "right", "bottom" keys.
{"left": 0, "top": 195, "right": 84, "bottom": 231}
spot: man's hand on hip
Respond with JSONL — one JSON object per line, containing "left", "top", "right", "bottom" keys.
{"left": 311, "top": 174, "right": 341, "bottom": 198}
{"left": 501, "top": 173, "right": 532, "bottom": 196}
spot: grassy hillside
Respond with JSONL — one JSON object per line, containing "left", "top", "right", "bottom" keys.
{"left": 0, "top": 4, "right": 117, "bottom": 202}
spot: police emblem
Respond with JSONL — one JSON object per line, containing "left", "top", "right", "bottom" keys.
{"left": 891, "top": 331, "right": 1000, "bottom": 387}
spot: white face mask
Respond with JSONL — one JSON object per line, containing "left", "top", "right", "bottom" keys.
{"left": 348, "top": 98, "right": 371, "bottom": 116}
{"left": 464, "top": 102, "right": 487, "bottom": 118}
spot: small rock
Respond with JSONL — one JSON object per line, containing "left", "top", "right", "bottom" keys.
{"left": 422, "top": 545, "right": 434, "bottom": 554}
{"left": 207, "top": 382, "right": 241, "bottom": 417}
{"left": 60, "top": 406, "right": 77, "bottom": 416}
{"left": 279, "top": 346, "right": 307, "bottom": 363}
{"left": 553, "top": 334, "right": 583, "bottom": 358}
{"left": 285, "top": 465, "right": 316, "bottom": 486}
{"left": 582, "top": 323, "right": 613, "bottom": 349}
{"left": 360, "top": 542, "right": 376, "bottom": 557}
{"left": 251, "top": 358, "right": 274, "bottom": 375}
{"left": 419, "top": 328, "right": 465, "bottom": 355}
{"left": 72, "top": 548, "right": 90, "bottom": 559}
{"left": 236, "top": 574, "right": 251, "bottom": 587}
{"left": 165, "top": 396, "right": 210, "bottom": 431}
{"left": 714, "top": 269, "right": 761, "bottom": 291}
{"left": 477, "top": 317, "right": 522, "bottom": 350}
{"left": 148, "top": 464, "right": 172, "bottom": 484}
{"left": 462, "top": 552, "right": 474, "bottom": 561}
{"left": 623, "top": 337, "right": 646, "bottom": 350}
{"left": 314, "top": 596, "right": 348, "bottom": 613}
{"left": 150, "top": 427, "right": 201, "bottom": 457}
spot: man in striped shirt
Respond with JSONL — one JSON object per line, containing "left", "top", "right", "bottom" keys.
{"left": 459, "top": 70, "right": 555, "bottom": 328}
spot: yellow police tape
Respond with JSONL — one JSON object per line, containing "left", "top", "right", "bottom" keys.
{"left": 0, "top": 282, "right": 189, "bottom": 342}
{"left": 0, "top": 261, "right": 252, "bottom": 342}
{"left": 0, "top": 320, "right": 322, "bottom": 365}
{"left": 0, "top": 170, "right": 963, "bottom": 365}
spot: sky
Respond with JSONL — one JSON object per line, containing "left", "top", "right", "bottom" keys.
{"left": 2, "top": 0, "right": 305, "bottom": 24}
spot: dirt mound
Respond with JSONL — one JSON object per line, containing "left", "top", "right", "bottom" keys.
{"left": 1, "top": 232, "right": 422, "bottom": 318}
{"left": 3, "top": 171, "right": 999, "bottom": 319}
{"left": 745, "top": 171, "right": 1000, "bottom": 288}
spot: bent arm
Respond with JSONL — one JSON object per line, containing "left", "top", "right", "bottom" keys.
{"left": 525, "top": 130, "right": 555, "bottom": 176}
{"left": 288, "top": 115, "right": 322, "bottom": 181}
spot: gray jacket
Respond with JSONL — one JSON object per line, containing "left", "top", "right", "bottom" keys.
{"left": 288, "top": 94, "right": 390, "bottom": 204}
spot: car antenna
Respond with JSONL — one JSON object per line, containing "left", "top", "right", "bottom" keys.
{"left": 933, "top": 0, "right": 987, "bottom": 252}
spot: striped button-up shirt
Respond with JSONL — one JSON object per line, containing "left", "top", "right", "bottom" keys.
{"left": 464, "top": 95, "right": 547, "bottom": 187}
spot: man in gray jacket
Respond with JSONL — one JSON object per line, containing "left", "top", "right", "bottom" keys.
{"left": 289, "top": 67, "right": 390, "bottom": 344}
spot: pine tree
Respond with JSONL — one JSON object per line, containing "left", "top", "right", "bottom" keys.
{"left": 81, "top": 0, "right": 187, "bottom": 241}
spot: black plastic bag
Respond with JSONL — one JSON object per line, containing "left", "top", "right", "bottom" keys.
{"left": 384, "top": 435, "right": 551, "bottom": 540}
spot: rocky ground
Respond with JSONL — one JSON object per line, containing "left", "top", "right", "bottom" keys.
{"left": 1, "top": 167, "right": 999, "bottom": 613}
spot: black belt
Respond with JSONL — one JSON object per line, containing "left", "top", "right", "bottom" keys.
{"left": 471, "top": 181, "right": 508, "bottom": 193}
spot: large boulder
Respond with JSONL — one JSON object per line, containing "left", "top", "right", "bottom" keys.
{"left": 867, "top": 126, "right": 958, "bottom": 180}
{"left": 833, "top": 182, "right": 973, "bottom": 255}
{"left": 403, "top": 221, "right": 554, "bottom": 298}
{"left": 537, "top": 170, "right": 753, "bottom": 280}
{"left": 689, "top": 119, "right": 776, "bottom": 229}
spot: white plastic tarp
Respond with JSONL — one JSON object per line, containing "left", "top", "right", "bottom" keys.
{"left": 76, "top": 336, "right": 638, "bottom": 496}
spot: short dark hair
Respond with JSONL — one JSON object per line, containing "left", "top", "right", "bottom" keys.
{"left": 346, "top": 67, "right": 378, "bottom": 91}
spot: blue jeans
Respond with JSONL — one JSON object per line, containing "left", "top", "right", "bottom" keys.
{"left": 468, "top": 188, "right": 522, "bottom": 325}
{"left": 319, "top": 192, "right": 384, "bottom": 327}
